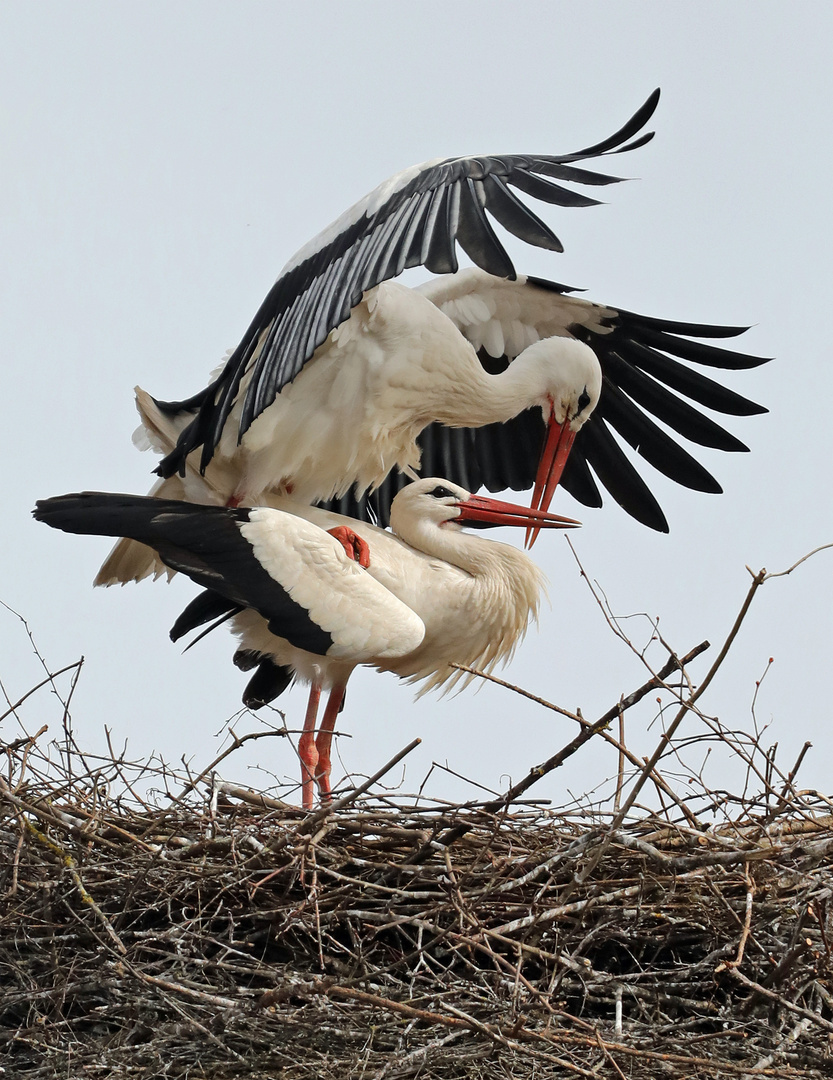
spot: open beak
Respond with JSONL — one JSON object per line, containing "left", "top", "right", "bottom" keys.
{"left": 527, "top": 413, "right": 578, "bottom": 548}
{"left": 454, "top": 494, "right": 581, "bottom": 532}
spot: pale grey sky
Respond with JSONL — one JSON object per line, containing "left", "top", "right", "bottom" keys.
{"left": 2, "top": 3, "right": 831, "bottom": 808}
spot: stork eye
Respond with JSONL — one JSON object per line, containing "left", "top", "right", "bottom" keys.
{"left": 429, "top": 485, "right": 455, "bottom": 500}
{"left": 577, "top": 388, "right": 591, "bottom": 414}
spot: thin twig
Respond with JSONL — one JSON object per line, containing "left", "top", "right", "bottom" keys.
{"left": 169, "top": 726, "right": 289, "bottom": 806}
{"left": 0, "top": 660, "right": 84, "bottom": 725}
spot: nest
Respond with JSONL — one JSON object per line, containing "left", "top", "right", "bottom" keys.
{"left": 2, "top": 713, "right": 833, "bottom": 1080}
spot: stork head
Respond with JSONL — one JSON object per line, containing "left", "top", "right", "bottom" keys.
{"left": 389, "top": 477, "right": 581, "bottom": 538}
{"left": 525, "top": 337, "right": 601, "bottom": 546}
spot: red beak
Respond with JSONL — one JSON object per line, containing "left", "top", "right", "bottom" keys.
{"left": 527, "top": 413, "right": 578, "bottom": 548}
{"left": 454, "top": 494, "right": 581, "bottom": 531}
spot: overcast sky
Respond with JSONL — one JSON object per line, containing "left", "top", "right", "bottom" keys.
{"left": 2, "top": 3, "right": 831, "bottom": 811}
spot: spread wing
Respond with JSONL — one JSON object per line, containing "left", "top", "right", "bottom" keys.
{"left": 154, "top": 91, "right": 661, "bottom": 479}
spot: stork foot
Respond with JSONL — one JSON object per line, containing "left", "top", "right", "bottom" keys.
{"left": 328, "top": 526, "right": 371, "bottom": 567}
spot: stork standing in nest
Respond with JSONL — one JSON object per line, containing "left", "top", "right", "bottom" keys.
{"left": 36, "top": 479, "right": 579, "bottom": 808}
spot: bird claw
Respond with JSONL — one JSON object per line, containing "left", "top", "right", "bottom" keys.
{"left": 328, "top": 526, "right": 371, "bottom": 567}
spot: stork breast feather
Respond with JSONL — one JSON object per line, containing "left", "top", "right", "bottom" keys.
{"left": 239, "top": 511, "right": 425, "bottom": 661}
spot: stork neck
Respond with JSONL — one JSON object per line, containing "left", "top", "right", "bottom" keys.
{"left": 432, "top": 350, "right": 545, "bottom": 427}
{"left": 396, "top": 515, "right": 525, "bottom": 581}
{"left": 428, "top": 337, "right": 598, "bottom": 428}
{"left": 394, "top": 517, "right": 545, "bottom": 650}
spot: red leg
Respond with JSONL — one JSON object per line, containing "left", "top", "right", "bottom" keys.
{"left": 298, "top": 682, "right": 321, "bottom": 810}
{"left": 327, "top": 526, "right": 371, "bottom": 568}
{"left": 314, "top": 684, "right": 346, "bottom": 803}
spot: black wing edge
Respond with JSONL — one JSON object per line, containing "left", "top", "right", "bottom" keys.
{"left": 154, "top": 92, "right": 662, "bottom": 480}
{"left": 34, "top": 493, "right": 335, "bottom": 656}
{"left": 234, "top": 650, "right": 295, "bottom": 709}
{"left": 172, "top": 592, "right": 295, "bottom": 708}
{"left": 317, "top": 290, "right": 769, "bottom": 532}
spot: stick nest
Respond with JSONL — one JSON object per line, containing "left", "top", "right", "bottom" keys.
{"left": 2, "top": 728, "right": 833, "bottom": 1080}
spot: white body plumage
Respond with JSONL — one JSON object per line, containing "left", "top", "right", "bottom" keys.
{"left": 174, "top": 275, "right": 603, "bottom": 506}
{"left": 229, "top": 480, "right": 548, "bottom": 697}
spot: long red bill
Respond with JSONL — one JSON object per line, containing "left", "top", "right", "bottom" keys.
{"left": 454, "top": 494, "right": 580, "bottom": 531}
{"left": 527, "top": 415, "right": 578, "bottom": 548}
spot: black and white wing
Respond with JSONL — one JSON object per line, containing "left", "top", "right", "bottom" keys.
{"left": 323, "top": 272, "right": 769, "bottom": 532}
{"left": 33, "top": 494, "right": 424, "bottom": 660}
{"left": 155, "top": 91, "right": 661, "bottom": 479}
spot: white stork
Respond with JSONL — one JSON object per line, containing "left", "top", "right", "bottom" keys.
{"left": 97, "top": 88, "right": 769, "bottom": 586}
{"left": 36, "top": 480, "right": 578, "bottom": 808}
